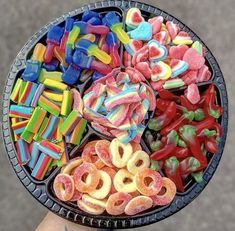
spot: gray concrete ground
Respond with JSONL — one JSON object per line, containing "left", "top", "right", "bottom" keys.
{"left": 0, "top": 0, "right": 235, "bottom": 230}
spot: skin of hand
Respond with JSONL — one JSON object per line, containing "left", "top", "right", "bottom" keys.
{"left": 35, "top": 212, "right": 95, "bottom": 231}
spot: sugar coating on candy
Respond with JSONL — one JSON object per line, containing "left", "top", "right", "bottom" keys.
{"left": 124, "top": 196, "right": 153, "bottom": 215}
{"left": 106, "top": 192, "right": 132, "bottom": 215}
{"left": 185, "top": 83, "right": 200, "bottom": 104}
{"left": 151, "top": 177, "right": 176, "bottom": 206}
{"left": 8, "top": 7, "right": 217, "bottom": 217}
{"left": 53, "top": 173, "right": 75, "bottom": 201}
{"left": 73, "top": 162, "right": 100, "bottom": 193}
{"left": 88, "top": 170, "right": 112, "bottom": 199}
{"left": 135, "top": 168, "right": 163, "bottom": 196}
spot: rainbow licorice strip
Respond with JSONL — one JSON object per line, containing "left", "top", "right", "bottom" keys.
{"left": 41, "top": 114, "right": 60, "bottom": 140}
{"left": 28, "top": 142, "right": 40, "bottom": 169}
{"left": 10, "top": 78, "right": 23, "bottom": 103}
{"left": 15, "top": 139, "right": 30, "bottom": 165}
{"left": 18, "top": 81, "right": 38, "bottom": 106}
{"left": 9, "top": 105, "right": 33, "bottom": 119}
{"left": 37, "top": 140, "right": 64, "bottom": 160}
{"left": 38, "top": 95, "right": 60, "bottom": 116}
{"left": 25, "top": 107, "right": 47, "bottom": 133}
{"left": 11, "top": 120, "right": 29, "bottom": 135}
{"left": 31, "top": 153, "right": 52, "bottom": 180}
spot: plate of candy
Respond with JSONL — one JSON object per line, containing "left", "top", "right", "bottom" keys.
{"left": 1, "top": 0, "right": 228, "bottom": 229}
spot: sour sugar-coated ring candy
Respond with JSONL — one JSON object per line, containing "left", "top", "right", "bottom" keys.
{"left": 109, "top": 138, "right": 133, "bottom": 168}
{"left": 82, "top": 194, "right": 107, "bottom": 209}
{"left": 113, "top": 169, "right": 136, "bottom": 193}
{"left": 130, "top": 141, "right": 142, "bottom": 153}
{"left": 134, "top": 168, "right": 163, "bottom": 196}
{"left": 95, "top": 140, "right": 114, "bottom": 167}
{"left": 124, "top": 196, "right": 153, "bottom": 216}
{"left": 106, "top": 192, "right": 132, "bottom": 215}
{"left": 77, "top": 199, "right": 105, "bottom": 215}
{"left": 82, "top": 146, "right": 105, "bottom": 169}
{"left": 101, "top": 166, "right": 117, "bottom": 194}
{"left": 88, "top": 170, "right": 112, "bottom": 199}
{"left": 62, "top": 158, "right": 83, "bottom": 174}
{"left": 69, "top": 190, "right": 82, "bottom": 202}
{"left": 151, "top": 177, "right": 176, "bottom": 206}
{"left": 82, "top": 140, "right": 105, "bottom": 169}
{"left": 127, "top": 150, "right": 150, "bottom": 175}
{"left": 73, "top": 162, "right": 100, "bottom": 193}
{"left": 53, "top": 173, "right": 75, "bottom": 201}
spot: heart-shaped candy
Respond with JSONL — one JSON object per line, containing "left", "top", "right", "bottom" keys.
{"left": 125, "top": 39, "right": 143, "bottom": 56}
{"left": 181, "top": 70, "right": 198, "bottom": 85}
{"left": 185, "top": 83, "right": 200, "bottom": 104}
{"left": 151, "top": 61, "right": 172, "bottom": 82}
{"left": 129, "top": 22, "right": 153, "bottom": 41}
{"left": 192, "top": 41, "right": 203, "bottom": 56}
{"left": 150, "top": 80, "right": 165, "bottom": 91}
{"left": 148, "top": 16, "right": 164, "bottom": 35}
{"left": 132, "top": 45, "right": 149, "bottom": 66}
{"left": 170, "top": 59, "right": 189, "bottom": 78}
{"left": 126, "top": 8, "right": 145, "bottom": 29}
{"left": 148, "top": 40, "right": 168, "bottom": 63}
{"left": 197, "top": 65, "right": 211, "bottom": 83}
{"left": 166, "top": 21, "right": 180, "bottom": 40}
{"left": 173, "top": 31, "right": 193, "bottom": 45}
{"left": 135, "top": 62, "right": 151, "bottom": 79}
{"left": 153, "top": 31, "right": 169, "bottom": 45}
{"left": 126, "top": 67, "right": 145, "bottom": 83}
{"left": 183, "top": 48, "right": 205, "bottom": 70}
{"left": 169, "top": 45, "right": 189, "bottom": 60}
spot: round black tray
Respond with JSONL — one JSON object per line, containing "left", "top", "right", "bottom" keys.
{"left": 1, "top": 0, "right": 228, "bottom": 229}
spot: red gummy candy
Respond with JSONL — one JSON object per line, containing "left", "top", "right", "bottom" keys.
{"left": 153, "top": 31, "right": 169, "bottom": 45}
{"left": 181, "top": 70, "right": 198, "bottom": 85}
{"left": 125, "top": 67, "right": 146, "bottom": 83}
{"left": 135, "top": 62, "right": 151, "bottom": 79}
{"left": 169, "top": 45, "right": 189, "bottom": 60}
{"left": 197, "top": 65, "right": 211, "bottom": 82}
{"left": 185, "top": 83, "right": 200, "bottom": 104}
{"left": 132, "top": 45, "right": 149, "bottom": 66}
{"left": 150, "top": 80, "right": 165, "bottom": 91}
{"left": 183, "top": 48, "right": 205, "bottom": 70}
{"left": 148, "top": 16, "right": 163, "bottom": 35}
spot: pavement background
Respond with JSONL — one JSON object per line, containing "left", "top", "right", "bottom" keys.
{"left": 0, "top": 0, "right": 234, "bottom": 231}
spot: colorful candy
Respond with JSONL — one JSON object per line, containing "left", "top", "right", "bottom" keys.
{"left": 8, "top": 7, "right": 222, "bottom": 218}
{"left": 53, "top": 173, "right": 75, "bottom": 201}
{"left": 15, "top": 139, "right": 30, "bottom": 165}
{"left": 73, "top": 162, "right": 100, "bottom": 193}
{"left": 106, "top": 192, "right": 132, "bottom": 215}
{"left": 124, "top": 196, "right": 153, "bottom": 215}
{"left": 31, "top": 153, "right": 53, "bottom": 180}
{"left": 151, "top": 177, "right": 176, "bottom": 206}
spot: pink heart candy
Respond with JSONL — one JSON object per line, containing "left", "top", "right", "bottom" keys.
{"left": 150, "top": 80, "right": 165, "bottom": 91}
{"left": 181, "top": 70, "right": 198, "bottom": 85}
{"left": 166, "top": 21, "right": 180, "bottom": 40}
{"left": 153, "top": 31, "right": 169, "bottom": 45}
{"left": 197, "top": 65, "right": 212, "bottom": 82}
{"left": 132, "top": 45, "right": 149, "bottom": 66}
{"left": 185, "top": 83, "right": 200, "bottom": 104}
{"left": 169, "top": 45, "right": 189, "bottom": 60}
{"left": 148, "top": 16, "right": 164, "bottom": 35}
{"left": 135, "top": 62, "right": 151, "bottom": 79}
{"left": 183, "top": 48, "right": 205, "bottom": 70}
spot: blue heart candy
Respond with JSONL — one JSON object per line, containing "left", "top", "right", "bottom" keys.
{"left": 128, "top": 22, "right": 152, "bottom": 41}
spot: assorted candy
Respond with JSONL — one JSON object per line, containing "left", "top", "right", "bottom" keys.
{"left": 82, "top": 68, "right": 156, "bottom": 143}
{"left": 8, "top": 7, "right": 223, "bottom": 217}
{"left": 123, "top": 8, "right": 211, "bottom": 91}
{"left": 144, "top": 84, "right": 223, "bottom": 192}
{"left": 53, "top": 139, "right": 176, "bottom": 215}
